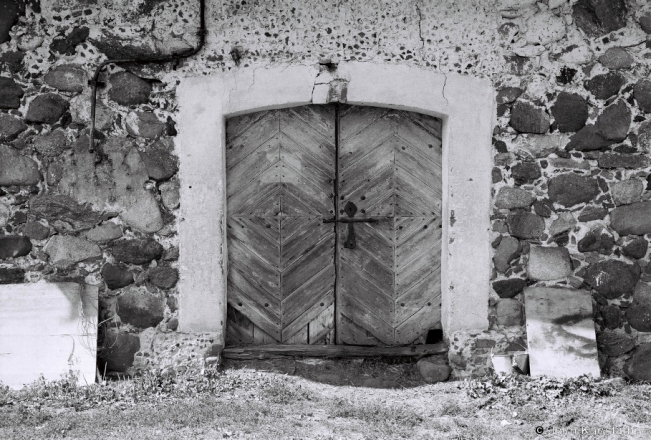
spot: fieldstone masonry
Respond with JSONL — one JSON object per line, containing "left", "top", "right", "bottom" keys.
{"left": 1, "top": 0, "right": 651, "bottom": 381}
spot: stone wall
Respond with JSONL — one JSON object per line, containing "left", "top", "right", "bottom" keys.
{"left": 1, "top": 0, "right": 650, "bottom": 381}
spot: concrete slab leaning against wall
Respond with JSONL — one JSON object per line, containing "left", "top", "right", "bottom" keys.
{"left": 0, "top": 282, "right": 98, "bottom": 389}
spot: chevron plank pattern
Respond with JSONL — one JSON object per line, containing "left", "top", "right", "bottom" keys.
{"left": 226, "top": 106, "right": 336, "bottom": 346}
{"left": 338, "top": 105, "right": 442, "bottom": 346}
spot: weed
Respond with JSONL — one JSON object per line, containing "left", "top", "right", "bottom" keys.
{"left": 262, "top": 377, "right": 317, "bottom": 404}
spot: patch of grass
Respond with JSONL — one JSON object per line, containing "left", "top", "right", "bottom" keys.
{"left": 2, "top": 368, "right": 651, "bottom": 439}
{"left": 261, "top": 376, "right": 318, "bottom": 404}
{"left": 329, "top": 397, "right": 424, "bottom": 427}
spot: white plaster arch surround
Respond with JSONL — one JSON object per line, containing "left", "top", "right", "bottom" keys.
{"left": 176, "top": 62, "right": 495, "bottom": 343}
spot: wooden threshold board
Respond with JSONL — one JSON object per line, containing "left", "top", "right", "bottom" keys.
{"left": 222, "top": 343, "right": 447, "bottom": 360}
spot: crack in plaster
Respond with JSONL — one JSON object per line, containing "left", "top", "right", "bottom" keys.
{"left": 442, "top": 73, "right": 449, "bottom": 107}
{"left": 415, "top": 1, "right": 425, "bottom": 51}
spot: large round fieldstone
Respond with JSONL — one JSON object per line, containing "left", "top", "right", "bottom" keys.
{"left": 597, "top": 331, "right": 635, "bottom": 357}
{"left": 548, "top": 173, "right": 599, "bottom": 207}
{"left": 572, "top": 0, "right": 627, "bottom": 38}
{"left": 99, "top": 328, "right": 140, "bottom": 373}
{"left": 126, "top": 112, "right": 166, "bottom": 139}
{"left": 139, "top": 140, "right": 178, "bottom": 181}
{"left": 32, "top": 129, "right": 69, "bottom": 157}
{"left": 598, "top": 47, "right": 633, "bottom": 70}
{"left": 527, "top": 246, "right": 572, "bottom": 281}
{"left": 622, "top": 237, "right": 648, "bottom": 259}
{"left": 117, "top": 288, "right": 165, "bottom": 328}
{"left": 108, "top": 72, "right": 151, "bottom": 105}
{"left": 493, "top": 236, "right": 521, "bottom": 273}
{"left": 148, "top": 266, "right": 179, "bottom": 289}
{"left": 416, "top": 356, "right": 451, "bottom": 383}
{"left": 626, "top": 282, "right": 651, "bottom": 332}
{"left": 634, "top": 79, "right": 651, "bottom": 113}
{"left": 29, "top": 195, "right": 100, "bottom": 230}
{"left": 492, "top": 278, "right": 527, "bottom": 298}
{"left": 565, "top": 125, "right": 613, "bottom": 151}
{"left": 610, "top": 202, "right": 651, "bottom": 236}
{"left": 494, "top": 187, "right": 535, "bottom": 209}
{"left": 583, "top": 72, "right": 626, "bottom": 100}
{"left": 25, "top": 93, "right": 69, "bottom": 124}
{"left": 551, "top": 92, "right": 589, "bottom": 133}
{"left": 0, "top": 236, "right": 31, "bottom": 259}
{"left": 600, "top": 305, "right": 622, "bottom": 329}
{"left": 22, "top": 221, "right": 50, "bottom": 240}
{"left": 43, "top": 235, "right": 102, "bottom": 268}
{"left": 102, "top": 263, "right": 134, "bottom": 290}
{"left": 44, "top": 64, "right": 87, "bottom": 93}
{"left": 624, "top": 343, "right": 651, "bottom": 381}
{"left": 496, "top": 299, "right": 523, "bottom": 326}
{"left": 610, "top": 179, "right": 643, "bottom": 206}
{"left": 595, "top": 101, "right": 631, "bottom": 142}
{"left": 0, "top": 113, "right": 27, "bottom": 141}
{"left": 111, "top": 239, "right": 164, "bottom": 265}
{"left": 598, "top": 153, "right": 649, "bottom": 169}
{"left": 584, "top": 260, "right": 640, "bottom": 299}
{"left": 507, "top": 212, "right": 545, "bottom": 239}
{"left": 509, "top": 101, "right": 550, "bottom": 134}
{"left": 577, "top": 231, "right": 614, "bottom": 254}
{"left": 511, "top": 162, "right": 541, "bottom": 185}
{"left": 0, "top": 267, "right": 25, "bottom": 284}
{"left": 0, "top": 77, "right": 23, "bottom": 109}
{"left": 0, "top": 145, "right": 41, "bottom": 186}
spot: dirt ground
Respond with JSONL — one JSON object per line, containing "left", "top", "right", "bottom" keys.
{"left": 1, "top": 358, "right": 650, "bottom": 440}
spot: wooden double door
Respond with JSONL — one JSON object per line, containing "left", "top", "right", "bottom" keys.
{"left": 225, "top": 104, "right": 442, "bottom": 346}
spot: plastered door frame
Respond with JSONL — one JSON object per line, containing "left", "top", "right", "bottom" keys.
{"left": 176, "top": 62, "right": 495, "bottom": 343}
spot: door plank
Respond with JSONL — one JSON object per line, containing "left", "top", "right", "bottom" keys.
{"left": 288, "top": 105, "right": 336, "bottom": 144}
{"left": 280, "top": 133, "right": 334, "bottom": 185}
{"left": 228, "top": 285, "right": 281, "bottom": 340}
{"left": 340, "top": 138, "right": 395, "bottom": 193}
{"left": 227, "top": 138, "right": 281, "bottom": 198}
{"left": 253, "top": 326, "right": 280, "bottom": 345}
{"left": 394, "top": 274, "right": 441, "bottom": 326}
{"left": 223, "top": 342, "right": 448, "bottom": 359}
{"left": 279, "top": 112, "right": 335, "bottom": 166}
{"left": 309, "top": 303, "right": 335, "bottom": 344}
{"left": 282, "top": 238, "right": 335, "bottom": 294}
{"left": 282, "top": 293, "right": 335, "bottom": 342}
{"left": 281, "top": 220, "right": 332, "bottom": 270}
{"left": 339, "top": 294, "right": 395, "bottom": 344}
{"left": 395, "top": 169, "right": 441, "bottom": 215}
{"left": 338, "top": 314, "right": 381, "bottom": 346}
{"left": 338, "top": 268, "right": 393, "bottom": 324}
{"left": 282, "top": 266, "right": 335, "bottom": 324}
{"left": 228, "top": 165, "right": 281, "bottom": 216}
{"left": 227, "top": 217, "right": 279, "bottom": 268}
{"left": 338, "top": 106, "right": 442, "bottom": 346}
{"left": 226, "top": 305, "right": 254, "bottom": 346}
{"left": 395, "top": 303, "right": 441, "bottom": 345}
{"left": 228, "top": 267, "right": 281, "bottom": 313}
{"left": 227, "top": 111, "right": 279, "bottom": 169}
{"left": 340, "top": 247, "right": 393, "bottom": 295}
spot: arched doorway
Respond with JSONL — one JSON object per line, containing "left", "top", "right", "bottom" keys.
{"left": 225, "top": 104, "right": 442, "bottom": 346}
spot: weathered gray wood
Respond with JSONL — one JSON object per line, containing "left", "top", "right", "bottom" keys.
{"left": 226, "top": 105, "right": 336, "bottom": 346}
{"left": 338, "top": 106, "right": 442, "bottom": 345}
{"left": 0, "top": 283, "right": 98, "bottom": 389}
{"left": 524, "top": 287, "right": 600, "bottom": 378}
{"left": 223, "top": 342, "right": 447, "bottom": 359}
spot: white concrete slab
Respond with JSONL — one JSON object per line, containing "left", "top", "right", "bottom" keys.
{"left": 524, "top": 286, "right": 600, "bottom": 378}
{"left": 0, "top": 282, "right": 98, "bottom": 389}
